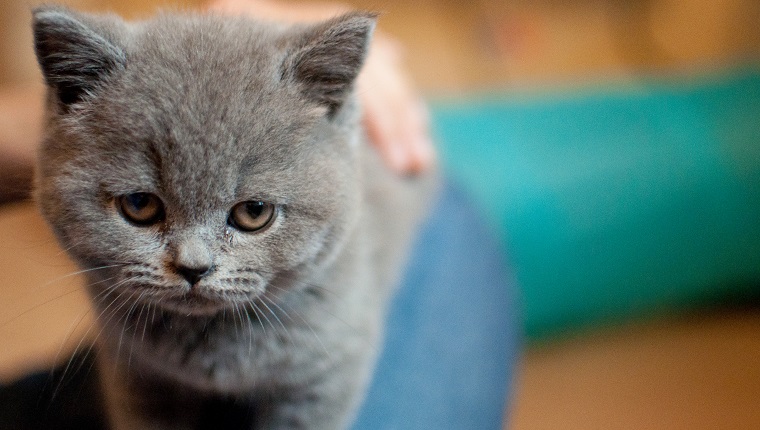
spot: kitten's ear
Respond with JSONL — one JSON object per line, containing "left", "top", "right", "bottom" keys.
{"left": 283, "top": 12, "right": 377, "bottom": 117}
{"left": 32, "top": 6, "right": 126, "bottom": 107}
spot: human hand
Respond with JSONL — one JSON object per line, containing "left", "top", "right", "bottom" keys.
{"left": 206, "top": 0, "right": 435, "bottom": 174}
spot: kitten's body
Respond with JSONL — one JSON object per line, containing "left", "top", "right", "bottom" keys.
{"left": 33, "top": 8, "right": 437, "bottom": 429}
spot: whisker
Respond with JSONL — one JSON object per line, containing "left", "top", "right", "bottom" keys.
{"left": 248, "top": 301, "right": 268, "bottom": 339}
{"left": 231, "top": 302, "right": 243, "bottom": 339}
{"left": 75, "top": 277, "right": 140, "bottom": 384}
{"left": 49, "top": 279, "right": 131, "bottom": 400}
{"left": 146, "top": 300, "right": 158, "bottom": 344}
{"left": 0, "top": 275, "right": 117, "bottom": 330}
{"left": 138, "top": 296, "right": 152, "bottom": 345}
{"left": 50, "top": 305, "right": 93, "bottom": 376}
{"left": 115, "top": 294, "right": 139, "bottom": 367}
{"left": 256, "top": 268, "right": 347, "bottom": 300}
{"left": 54, "top": 236, "right": 90, "bottom": 256}
{"left": 0, "top": 286, "right": 83, "bottom": 329}
{"left": 257, "top": 295, "right": 291, "bottom": 339}
{"left": 264, "top": 282, "right": 373, "bottom": 351}
{"left": 265, "top": 289, "right": 330, "bottom": 358}
{"left": 40, "top": 305, "right": 93, "bottom": 407}
{"left": 251, "top": 300, "right": 276, "bottom": 339}
{"left": 33, "top": 263, "right": 127, "bottom": 295}
{"left": 243, "top": 306, "right": 254, "bottom": 359}
{"left": 125, "top": 290, "right": 149, "bottom": 373}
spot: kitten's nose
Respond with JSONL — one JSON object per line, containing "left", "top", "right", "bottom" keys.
{"left": 173, "top": 237, "right": 214, "bottom": 286}
{"left": 176, "top": 264, "right": 212, "bottom": 285}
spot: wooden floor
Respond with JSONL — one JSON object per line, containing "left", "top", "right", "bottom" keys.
{"left": 0, "top": 203, "right": 91, "bottom": 381}
{"left": 510, "top": 311, "right": 760, "bottom": 430}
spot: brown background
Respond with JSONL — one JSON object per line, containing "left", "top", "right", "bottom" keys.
{"left": 1, "top": 0, "right": 759, "bottom": 429}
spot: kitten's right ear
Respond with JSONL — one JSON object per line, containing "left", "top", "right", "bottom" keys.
{"left": 32, "top": 6, "right": 126, "bottom": 107}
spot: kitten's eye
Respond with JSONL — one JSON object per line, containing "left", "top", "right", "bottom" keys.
{"left": 228, "top": 201, "right": 276, "bottom": 232}
{"left": 118, "top": 193, "right": 164, "bottom": 226}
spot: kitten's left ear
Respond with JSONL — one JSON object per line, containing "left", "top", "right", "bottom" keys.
{"left": 283, "top": 12, "right": 377, "bottom": 117}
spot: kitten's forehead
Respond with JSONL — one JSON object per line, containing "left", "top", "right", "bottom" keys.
{"left": 122, "top": 16, "right": 290, "bottom": 133}
{"left": 133, "top": 15, "right": 284, "bottom": 82}
{"left": 96, "top": 16, "right": 325, "bottom": 210}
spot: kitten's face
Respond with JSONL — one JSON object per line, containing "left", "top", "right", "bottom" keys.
{"left": 33, "top": 9, "right": 374, "bottom": 316}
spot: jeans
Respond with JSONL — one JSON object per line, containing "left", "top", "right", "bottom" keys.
{"left": 353, "top": 182, "right": 519, "bottom": 429}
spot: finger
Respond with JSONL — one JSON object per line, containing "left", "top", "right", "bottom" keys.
{"left": 362, "top": 86, "right": 408, "bottom": 172}
{"left": 361, "top": 67, "right": 434, "bottom": 173}
{"left": 404, "top": 100, "right": 436, "bottom": 173}
{"left": 360, "top": 34, "right": 436, "bottom": 174}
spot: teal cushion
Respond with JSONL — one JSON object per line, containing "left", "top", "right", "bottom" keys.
{"left": 432, "top": 68, "right": 760, "bottom": 339}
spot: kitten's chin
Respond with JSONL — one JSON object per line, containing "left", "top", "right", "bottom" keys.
{"left": 157, "top": 290, "right": 245, "bottom": 317}
{"left": 160, "top": 296, "right": 225, "bottom": 316}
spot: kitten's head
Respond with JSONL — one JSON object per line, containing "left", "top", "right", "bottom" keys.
{"left": 32, "top": 7, "right": 375, "bottom": 316}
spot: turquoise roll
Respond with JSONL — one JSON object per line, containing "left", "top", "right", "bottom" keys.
{"left": 432, "top": 69, "right": 760, "bottom": 339}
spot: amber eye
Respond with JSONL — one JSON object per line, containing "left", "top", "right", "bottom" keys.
{"left": 228, "top": 201, "right": 276, "bottom": 232}
{"left": 118, "top": 193, "right": 164, "bottom": 226}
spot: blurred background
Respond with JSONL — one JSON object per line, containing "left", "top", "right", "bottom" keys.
{"left": 1, "top": 0, "right": 759, "bottom": 429}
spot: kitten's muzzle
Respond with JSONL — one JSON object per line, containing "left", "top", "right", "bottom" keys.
{"left": 172, "top": 236, "right": 214, "bottom": 285}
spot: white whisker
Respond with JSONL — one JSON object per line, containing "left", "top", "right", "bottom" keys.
{"left": 258, "top": 295, "right": 291, "bottom": 339}
{"left": 266, "top": 289, "right": 330, "bottom": 358}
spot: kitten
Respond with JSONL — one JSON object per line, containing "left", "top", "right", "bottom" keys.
{"left": 32, "top": 6, "right": 437, "bottom": 429}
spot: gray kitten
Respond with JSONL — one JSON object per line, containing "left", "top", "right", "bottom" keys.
{"left": 32, "top": 6, "right": 437, "bottom": 429}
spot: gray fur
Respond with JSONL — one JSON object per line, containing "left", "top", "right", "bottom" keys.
{"left": 33, "top": 6, "right": 438, "bottom": 430}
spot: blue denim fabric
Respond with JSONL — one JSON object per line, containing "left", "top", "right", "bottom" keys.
{"left": 353, "top": 183, "right": 520, "bottom": 430}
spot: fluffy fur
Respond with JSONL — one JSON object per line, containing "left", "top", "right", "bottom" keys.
{"left": 33, "top": 6, "right": 437, "bottom": 429}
